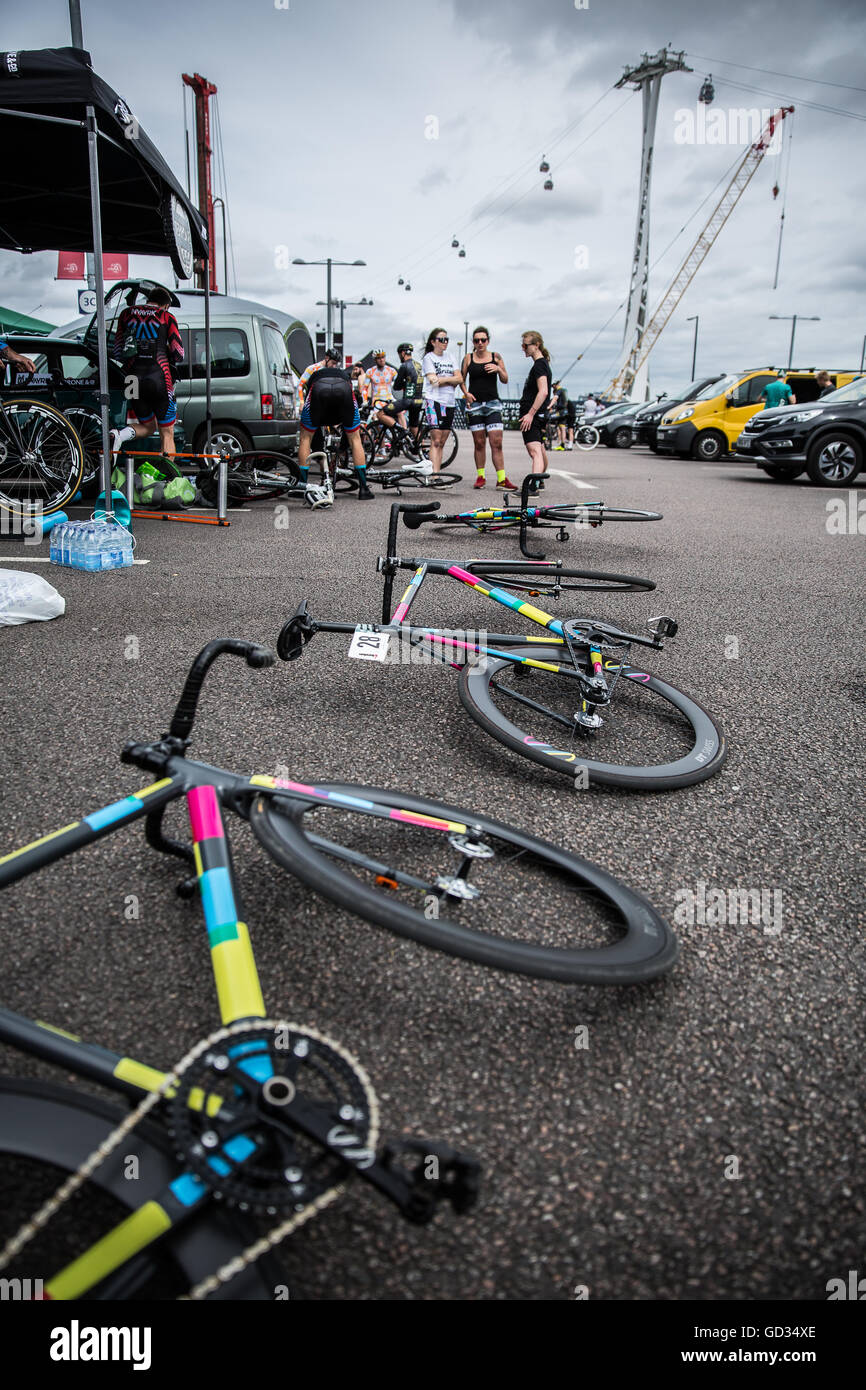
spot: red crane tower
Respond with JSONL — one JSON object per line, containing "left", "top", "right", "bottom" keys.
{"left": 182, "top": 71, "right": 218, "bottom": 292}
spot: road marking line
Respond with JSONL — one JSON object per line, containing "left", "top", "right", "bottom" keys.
{"left": 547, "top": 469, "right": 597, "bottom": 490}
{"left": 2, "top": 557, "right": 150, "bottom": 565}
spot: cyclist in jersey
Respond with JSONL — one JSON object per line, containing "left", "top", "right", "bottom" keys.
{"left": 376, "top": 343, "right": 424, "bottom": 454}
{"left": 298, "top": 347, "right": 372, "bottom": 498}
{"left": 460, "top": 325, "right": 514, "bottom": 489}
{"left": 110, "top": 286, "right": 183, "bottom": 459}
{"left": 366, "top": 350, "right": 397, "bottom": 413}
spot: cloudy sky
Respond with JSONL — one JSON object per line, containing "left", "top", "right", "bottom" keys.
{"left": 4, "top": 0, "right": 866, "bottom": 395}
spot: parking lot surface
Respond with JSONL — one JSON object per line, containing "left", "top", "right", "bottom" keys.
{"left": 0, "top": 433, "right": 863, "bottom": 1300}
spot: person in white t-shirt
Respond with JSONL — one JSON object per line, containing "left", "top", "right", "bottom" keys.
{"left": 421, "top": 327, "right": 462, "bottom": 475}
{"left": 582, "top": 395, "right": 599, "bottom": 419}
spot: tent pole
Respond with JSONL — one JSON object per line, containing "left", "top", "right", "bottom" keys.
{"left": 87, "top": 106, "right": 114, "bottom": 522}
{"left": 70, "top": 0, "right": 114, "bottom": 520}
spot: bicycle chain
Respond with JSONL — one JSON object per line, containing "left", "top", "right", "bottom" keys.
{"left": 0, "top": 1018, "right": 380, "bottom": 1301}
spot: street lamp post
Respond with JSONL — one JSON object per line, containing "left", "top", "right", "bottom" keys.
{"left": 860, "top": 333, "right": 865, "bottom": 373}
{"left": 769, "top": 314, "right": 820, "bottom": 371}
{"left": 293, "top": 257, "right": 366, "bottom": 351}
{"left": 316, "top": 297, "right": 373, "bottom": 357}
{"left": 686, "top": 315, "right": 699, "bottom": 380}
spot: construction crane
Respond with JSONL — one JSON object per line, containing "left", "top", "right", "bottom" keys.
{"left": 607, "top": 106, "right": 794, "bottom": 399}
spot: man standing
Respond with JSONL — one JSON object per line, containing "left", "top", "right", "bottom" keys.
{"left": 110, "top": 286, "right": 183, "bottom": 459}
{"left": 298, "top": 347, "right": 372, "bottom": 498}
{"left": 760, "top": 373, "right": 796, "bottom": 410}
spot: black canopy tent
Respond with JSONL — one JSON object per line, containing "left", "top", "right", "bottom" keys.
{"left": 0, "top": 46, "right": 211, "bottom": 515}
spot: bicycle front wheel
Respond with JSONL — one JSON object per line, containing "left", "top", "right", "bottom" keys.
{"left": 458, "top": 645, "right": 725, "bottom": 790}
{"left": 248, "top": 785, "right": 678, "bottom": 984}
{"left": 0, "top": 398, "right": 85, "bottom": 516}
{"left": 539, "top": 504, "right": 663, "bottom": 526}
{"left": 417, "top": 426, "right": 459, "bottom": 466}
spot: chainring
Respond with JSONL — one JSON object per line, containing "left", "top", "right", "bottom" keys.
{"left": 169, "top": 1022, "right": 378, "bottom": 1214}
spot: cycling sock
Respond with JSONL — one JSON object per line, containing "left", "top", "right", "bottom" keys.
{"left": 476, "top": 467, "right": 485, "bottom": 478}
{"left": 113, "top": 425, "right": 137, "bottom": 447}
{"left": 495, "top": 468, "right": 506, "bottom": 484}
{"left": 354, "top": 464, "right": 368, "bottom": 480}
{"left": 298, "top": 465, "right": 309, "bottom": 482}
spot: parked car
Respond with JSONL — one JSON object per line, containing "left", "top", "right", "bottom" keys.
{"left": 60, "top": 281, "right": 314, "bottom": 458}
{"left": 0, "top": 333, "right": 187, "bottom": 496}
{"left": 655, "top": 367, "right": 861, "bottom": 462}
{"left": 733, "top": 373, "right": 866, "bottom": 485}
{"left": 594, "top": 402, "right": 645, "bottom": 449}
{"left": 630, "top": 375, "right": 726, "bottom": 450}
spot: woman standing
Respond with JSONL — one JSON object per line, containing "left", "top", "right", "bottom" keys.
{"left": 421, "top": 328, "right": 462, "bottom": 476}
{"left": 519, "top": 330, "right": 553, "bottom": 484}
{"left": 460, "top": 325, "right": 516, "bottom": 490}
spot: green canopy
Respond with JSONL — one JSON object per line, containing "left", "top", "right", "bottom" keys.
{"left": 0, "top": 305, "right": 55, "bottom": 335}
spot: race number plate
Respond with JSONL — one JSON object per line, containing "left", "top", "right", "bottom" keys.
{"left": 348, "top": 625, "right": 391, "bottom": 661}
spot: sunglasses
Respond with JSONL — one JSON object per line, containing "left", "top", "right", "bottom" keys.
{"left": 473, "top": 336, "right": 488, "bottom": 343}
{"left": 435, "top": 335, "right": 449, "bottom": 342}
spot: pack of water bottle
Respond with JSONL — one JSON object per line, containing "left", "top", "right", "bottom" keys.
{"left": 49, "top": 519, "right": 134, "bottom": 571}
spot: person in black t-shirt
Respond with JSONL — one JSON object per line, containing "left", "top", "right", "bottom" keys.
{"left": 519, "top": 330, "right": 553, "bottom": 482}
{"left": 460, "top": 325, "right": 515, "bottom": 489}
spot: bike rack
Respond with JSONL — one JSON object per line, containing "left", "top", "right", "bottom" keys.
{"left": 120, "top": 450, "right": 230, "bottom": 525}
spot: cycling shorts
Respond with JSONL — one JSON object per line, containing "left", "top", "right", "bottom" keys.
{"left": 380, "top": 394, "right": 422, "bottom": 425}
{"left": 302, "top": 377, "right": 361, "bottom": 433}
{"left": 566, "top": 401, "right": 577, "bottom": 423}
{"left": 522, "top": 413, "right": 548, "bottom": 445}
{"left": 466, "top": 401, "right": 503, "bottom": 432}
{"left": 126, "top": 362, "right": 177, "bottom": 428}
{"left": 424, "top": 399, "right": 455, "bottom": 430}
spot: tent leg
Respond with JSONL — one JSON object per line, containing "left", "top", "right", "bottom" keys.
{"left": 85, "top": 105, "right": 114, "bottom": 522}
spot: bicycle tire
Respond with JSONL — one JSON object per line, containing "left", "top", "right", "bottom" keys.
{"left": 248, "top": 787, "right": 678, "bottom": 984}
{"left": 197, "top": 452, "right": 299, "bottom": 505}
{"left": 458, "top": 645, "right": 726, "bottom": 790}
{"left": 62, "top": 407, "right": 103, "bottom": 497}
{"left": 463, "top": 561, "right": 655, "bottom": 593}
{"left": 538, "top": 504, "right": 663, "bottom": 524}
{"left": 382, "top": 470, "right": 462, "bottom": 490}
{"left": 417, "top": 426, "right": 459, "bottom": 467}
{"left": 575, "top": 426, "right": 600, "bottom": 451}
{"left": 0, "top": 398, "right": 84, "bottom": 516}
{"left": 0, "top": 1077, "right": 278, "bottom": 1300}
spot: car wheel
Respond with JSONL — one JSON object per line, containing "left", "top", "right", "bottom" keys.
{"left": 198, "top": 425, "right": 253, "bottom": 460}
{"left": 805, "top": 432, "right": 863, "bottom": 487}
{"left": 691, "top": 429, "right": 727, "bottom": 462}
{"left": 759, "top": 464, "right": 805, "bottom": 481}
{"left": 613, "top": 427, "right": 633, "bottom": 449}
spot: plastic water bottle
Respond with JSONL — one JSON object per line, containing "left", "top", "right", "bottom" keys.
{"left": 119, "top": 526, "right": 134, "bottom": 568}
{"left": 83, "top": 524, "right": 98, "bottom": 572}
{"left": 49, "top": 523, "right": 63, "bottom": 566}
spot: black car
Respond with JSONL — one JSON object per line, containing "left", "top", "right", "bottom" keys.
{"left": 594, "top": 402, "right": 646, "bottom": 449}
{"left": 631, "top": 375, "right": 726, "bottom": 450}
{"left": 733, "top": 375, "right": 866, "bottom": 486}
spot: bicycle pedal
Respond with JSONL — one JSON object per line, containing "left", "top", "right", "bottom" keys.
{"left": 648, "top": 615, "right": 678, "bottom": 639}
{"left": 176, "top": 876, "right": 198, "bottom": 900}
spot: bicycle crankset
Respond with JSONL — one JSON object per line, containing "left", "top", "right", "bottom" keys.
{"left": 169, "top": 1021, "right": 483, "bottom": 1224}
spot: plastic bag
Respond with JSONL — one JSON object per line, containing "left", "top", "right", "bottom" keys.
{"left": 0, "top": 569, "right": 66, "bottom": 626}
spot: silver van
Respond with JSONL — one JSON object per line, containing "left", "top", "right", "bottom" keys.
{"left": 61, "top": 281, "right": 314, "bottom": 457}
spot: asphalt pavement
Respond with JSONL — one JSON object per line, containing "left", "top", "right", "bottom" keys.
{"left": 0, "top": 432, "right": 863, "bottom": 1301}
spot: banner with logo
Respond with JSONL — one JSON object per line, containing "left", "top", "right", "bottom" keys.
{"left": 57, "top": 252, "right": 129, "bottom": 280}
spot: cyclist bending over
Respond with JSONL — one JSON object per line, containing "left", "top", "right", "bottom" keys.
{"left": 110, "top": 286, "right": 183, "bottom": 459}
{"left": 298, "top": 350, "right": 373, "bottom": 499}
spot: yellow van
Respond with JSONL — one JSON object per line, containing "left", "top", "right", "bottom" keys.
{"left": 655, "top": 368, "right": 860, "bottom": 462}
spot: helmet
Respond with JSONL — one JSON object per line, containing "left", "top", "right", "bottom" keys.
{"left": 397, "top": 342, "right": 413, "bottom": 354}
{"left": 373, "top": 347, "right": 386, "bottom": 357}
{"left": 324, "top": 346, "right": 342, "bottom": 363}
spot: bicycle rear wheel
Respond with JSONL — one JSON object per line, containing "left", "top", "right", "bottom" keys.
{"left": 248, "top": 785, "right": 678, "bottom": 984}
{"left": 458, "top": 645, "right": 726, "bottom": 790}
{"left": 0, "top": 1077, "right": 278, "bottom": 1300}
{"left": 0, "top": 398, "right": 84, "bottom": 516}
{"left": 197, "top": 451, "right": 300, "bottom": 505}
{"left": 575, "top": 426, "right": 600, "bottom": 451}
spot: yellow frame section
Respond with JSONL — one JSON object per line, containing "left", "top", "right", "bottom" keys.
{"left": 47, "top": 1201, "right": 172, "bottom": 1300}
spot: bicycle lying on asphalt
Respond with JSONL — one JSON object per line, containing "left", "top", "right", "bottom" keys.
{"left": 0, "top": 639, "right": 680, "bottom": 1300}
{"left": 411, "top": 471, "right": 662, "bottom": 557}
{"left": 279, "top": 502, "right": 726, "bottom": 790}
{"left": 361, "top": 413, "right": 460, "bottom": 471}
{"left": 196, "top": 450, "right": 332, "bottom": 509}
